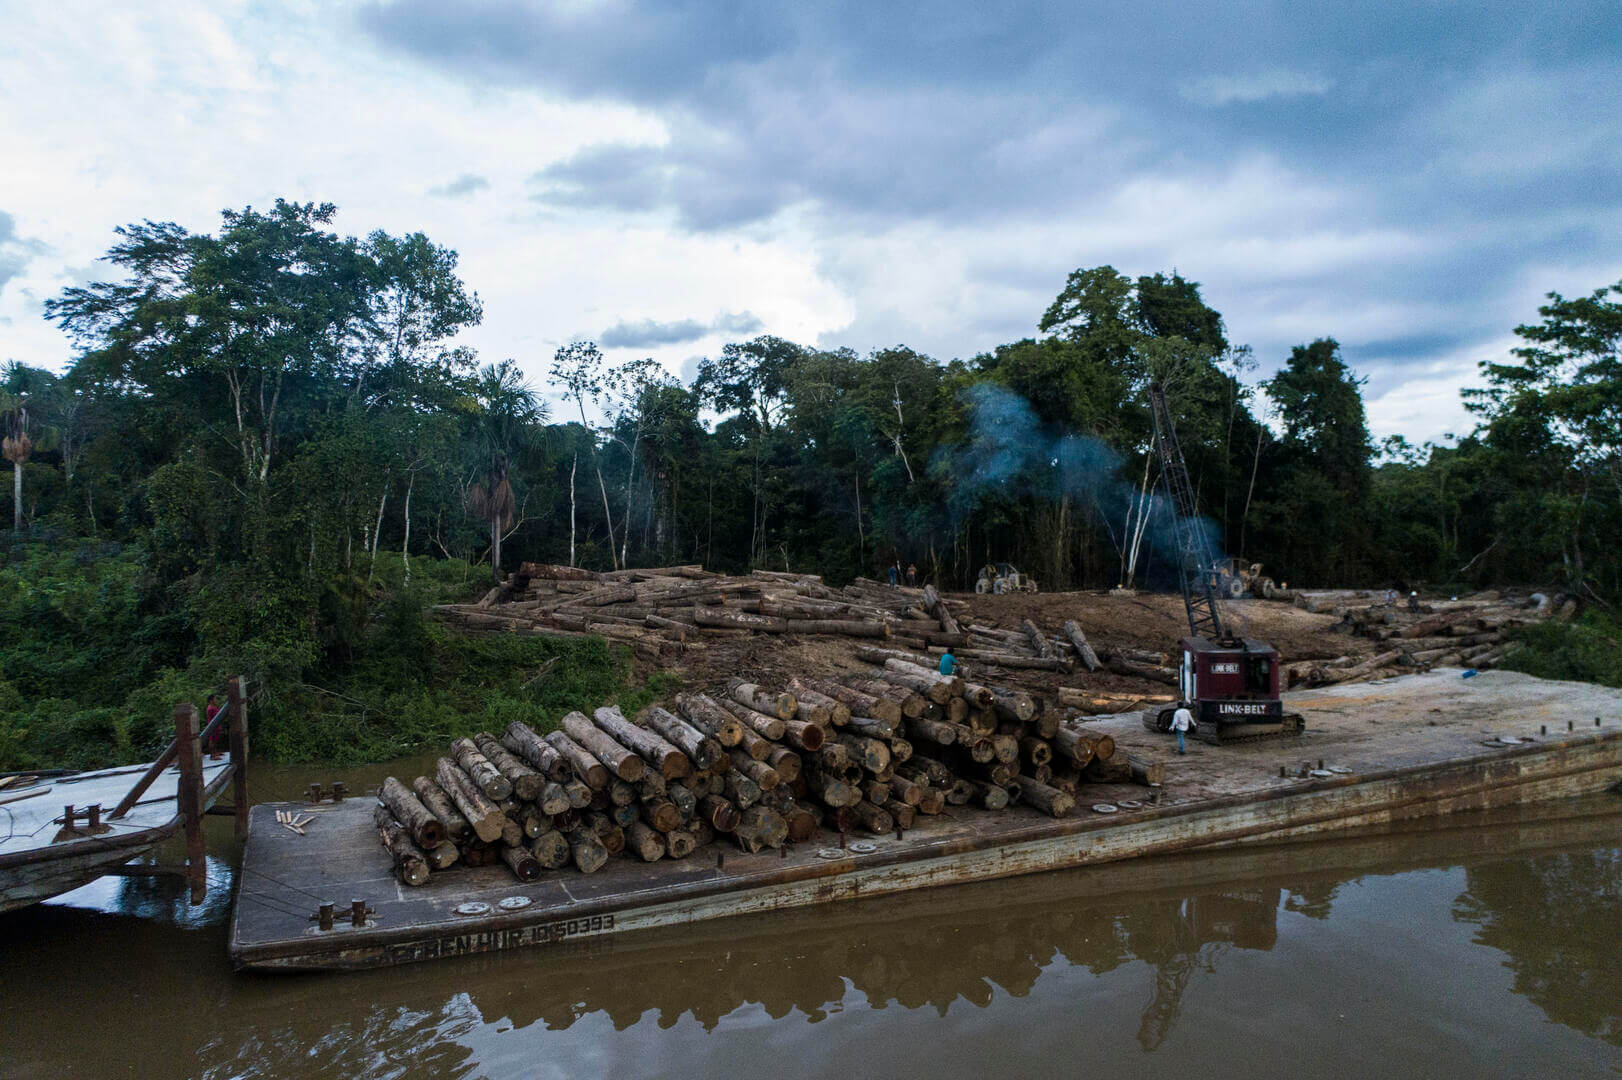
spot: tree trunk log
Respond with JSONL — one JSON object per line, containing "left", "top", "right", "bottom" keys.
{"left": 502, "top": 722, "right": 571, "bottom": 782}
{"left": 676, "top": 693, "right": 745, "bottom": 746}
{"left": 625, "top": 820, "right": 667, "bottom": 861}
{"left": 411, "top": 776, "right": 471, "bottom": 843}
{"left": 449, "top": 737, "right": 513, "bottom": 801}
{"left": 1013, "top": 775, "right": 1074, "bottom": 817}
{"left": 373, "top": 806, "right": 430, "bottom": 886}
{"left": 643, "top": 706, "right": 725, "bottom": 769}
{"left": 530, "top": 830, "right": 572, "bottom": 869}
{"left": 593, "top": 705, "right": 690, "bottom": 779}
{"left": 561, "top": 711, "right": 647, "bottom": 782}
{"left": 435, "top": 757, "right": 506, "bottom": 843}
{"left": 1062, "top": 620, "right": 1102, "bottom": 671}
{"left": 805, "top": 678, "right": 900, "bottom": 724}
{"left": 473, "top": 733, "right": 544, "bottom": 801}
{"left": 716, "top": 696, "right": 788, "bottom": 741}
{"left": 544, "top": 731, "right": 611, "bottom": 790}
{"left": 378, "top": 776, "right": 447, "bottom": 849}
{"left": 563, "top": 827, "right": 609, "bottom": 873}
{"left": 500, "top": 843, "right": 542, "bottom": 882}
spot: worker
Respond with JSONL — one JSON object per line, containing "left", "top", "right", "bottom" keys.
{"left": 906, "top": 563, "right": 918, "bottom": 587}
{"left": 1407, "top": 591, "right": 1421, "bottom": 613}
{"left": 204, "top": 693, "right": 225, "bottom": 760}
{"left": 1171, "top": 702, "right": 1193, "bottom": 755}
{"left": 938, "top": 649, "right": 956, "bottom": 677}
{"left": 887, "top": 562, "right": 899, "bottom": 586}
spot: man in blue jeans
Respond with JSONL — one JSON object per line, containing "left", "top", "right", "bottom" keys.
{"left": 1171, "top": 702, "right": 1193, "bottom": 754}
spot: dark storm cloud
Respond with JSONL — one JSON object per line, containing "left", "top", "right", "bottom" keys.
{"left": 361, "top": 1, "right": 1622, "bottom": 419}
{"left": 428, "top": 173, "right": 491, "bottom": 198}
{"left": 599, "top": 310, "right": 762, "bottom": 349}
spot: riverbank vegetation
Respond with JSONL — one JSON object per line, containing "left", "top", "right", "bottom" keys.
{"left": 2, "top": 198, "right": 1617, "bottom": 767}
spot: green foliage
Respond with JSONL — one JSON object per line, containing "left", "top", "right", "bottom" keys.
{"left": 1500, "top": 613, "right": 1622, "bottom": 688}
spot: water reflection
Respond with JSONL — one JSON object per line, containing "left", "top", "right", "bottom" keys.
{"left": 0, "top": 797, "right": 1618, "bottom": 1079}
{"left": 1455, "top": 848, "right": 1622, "bottom": 1046}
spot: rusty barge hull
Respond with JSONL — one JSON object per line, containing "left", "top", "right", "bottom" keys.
{"left": 230, "top": 670, "right": 1622, "bottom": 971}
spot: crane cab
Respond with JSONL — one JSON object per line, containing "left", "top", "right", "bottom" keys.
{"left": 1177, "top": 636, "right": 1293, "bottom": 739}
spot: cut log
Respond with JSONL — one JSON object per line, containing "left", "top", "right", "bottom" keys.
{"left": 724, "top": 769, "right": 762, "bottom": 809}
{"left": 781, "top": 718, "right": 826, "bottom": 752}
{"left": 1082, "top": 755, "right": 1133, "bottom": 783}
{"left": 726, "top": 680, "right": 797, "bottom": 720}
{"left": 787, "top": 678, "right": 851, "bottom": 726}
{"left": 373, "top": 805, "right": 431, "bottom": 886}
{"left": 923, "top": 584, "right": 960, "bottom": 635}
{"left": 907, "top": 715, "right": 958, "bottom": 745}
{"left": 837, "top": 733, "right": 892, "bottom": 773}
{"left": 543, "top": 730, "right": 611, "bottom": 790}
{"left": 944, "top": 649, "right": 1070, "bottom": 671}
{"left": 587, "top": 813, "right": 626, "bottom": 855}
{"left": 563, "top": 778, "right": 593, "bottom": 808}
{"left": 411, "top": 776, "right": 470, "bottom": 843}
{"left": 766, "top": 745, "right": 802, "bottom": 783}
{"left": 530, "top": 830, "right": 572, "bottom": 869}
{"left": 698, "top": 793, "right": 740, "bottom": 832}
{"left": 1021, "top": 619, "right": 1056, "bottom": 659}
{"left": 500, "top": 844, "right": 543, "bottom": 882}
{"left": 424, "top": 841, "right": 460, "bottom": 871}
{"left": 563, "top": 827, "right": 609, "bottom": 874}
{"left": 677, "top": 693, "right": 745, "bottom": 746}
{"left": 449, "top": 737, "right": 513, "bottom": 801}
{"left": 729, "top": 748, "right": 781, "bottom": 790}
{"left": 502, "top": 722, "right": 571, "bottom": 782}
{"left": 473, "top": 733, "right": 544, "bottom": 802}
{"left": 639, "top": 798, "right": 682, "bottom": 833}
{"left": 378, "top": 777, "right": 445, "bottom": 849}
{"left": 805, "top": 678, "right": 900, "bottom": 725}
{"left": 1062, "top": 621, "right": 1102, "bottom": 672}
{"left": 733, "top": 806, "right": 789, "bottom": 853}
{"left": 716, "top": 697, "right": 788, "bottom": 742}
{"left": 626, "top": 820, "right": 667, "bottom": 862}
{"left": 1019, "top": 736, "right": 1053, "bottom": 767}
{"left": 990, "top": 687, "right": 1037, "bottom": 724}
{"left": 1050, "top": 727, "right": 1097, "bottom": 768}
{"left": 844, "top": 677, "right": 925, "bottom": 718}
{"left": 850, "top": 799, "right": 894, "bottom": 835}
{"left": 561, "top": 711, "right": 647, "bottom": 782}
{"left": 1129, "top": 755, "right": 1166, "bottom": 786}
{"left": 878, "top": 664, "right": 952, "bottom": 704}
{"left": 642, "top": 706, "right": 724, "bottom": 769}
{"left": 518, "top": 562, "right": 600, "bottom": 581}
{"left": 435, "top": 757, "right": 506, "bottom": 843}
{"left": 593, "top": 705, "right": 690, "bottom": 779}
{"left": 965, "top": 779, "right": 1010, "bottom": 811}
{"left": 1013, "top": 776, "right": 1074, "bottom": 817}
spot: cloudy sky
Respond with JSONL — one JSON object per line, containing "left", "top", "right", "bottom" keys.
{"left": 3, "top": 1, "right": 1619, "bottom": 442}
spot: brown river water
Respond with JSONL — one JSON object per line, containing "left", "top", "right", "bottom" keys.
{"left": 1, "top": 760, "right": 1618, "bottom": 1080}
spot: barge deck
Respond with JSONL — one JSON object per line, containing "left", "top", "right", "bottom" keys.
{"left": 230, "top": 669, "right": 1622, "bottom": 971}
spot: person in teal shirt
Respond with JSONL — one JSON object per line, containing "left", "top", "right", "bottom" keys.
{"left": 938, "top": 650, "right": 955, "bottom": 677}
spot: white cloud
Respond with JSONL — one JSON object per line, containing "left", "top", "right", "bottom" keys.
{"left": 1180, "top": 69, "right": 1333, "bottom": 107}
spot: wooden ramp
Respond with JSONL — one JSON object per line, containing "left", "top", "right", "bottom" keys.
{"left": 231, "top": 670, "right": 1622, "bottom": 971}
{"left": 0, "top": 679, "right": 250, "bottom": 912}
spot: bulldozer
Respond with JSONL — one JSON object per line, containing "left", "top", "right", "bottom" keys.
{"left": 975, "top": 562, "right": 1038, "bottom": 595}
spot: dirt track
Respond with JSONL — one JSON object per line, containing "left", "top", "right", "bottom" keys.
{"left": 661, "top": 590, "right": 1372, "bottom": 702}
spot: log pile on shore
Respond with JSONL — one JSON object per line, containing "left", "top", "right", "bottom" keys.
{"left": 370, "top": 661, "right": 1163, "bottom": 886}
{"left": 433, "top": 564, "right": 980, "bottom": 662}
{"left": 1281, "top": 589, "right": 1565, "bottom": 688}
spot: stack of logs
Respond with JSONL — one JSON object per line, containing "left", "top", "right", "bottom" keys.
{"left": 1282, "top": 590, "right": 1561, "bottom": 688}
{"left": 370, "top": 663, "right": 1161, "bottom": 886}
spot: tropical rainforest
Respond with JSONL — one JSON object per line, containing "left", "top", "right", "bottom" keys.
{"left": 3, "top": 200, "right": 1617, "bottom": 767}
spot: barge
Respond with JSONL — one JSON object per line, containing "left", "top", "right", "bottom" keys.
{"left": 229, "top": 669, "right": 1622, "bottom": 971}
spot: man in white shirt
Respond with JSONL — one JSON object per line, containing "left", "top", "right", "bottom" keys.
{"left": 1171, "top": 704, "right": 1193, "bottom": 754}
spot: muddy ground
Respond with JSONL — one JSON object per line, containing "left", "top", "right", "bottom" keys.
{"left": 656, "top": 590, "right": 1372, "bottom": 702}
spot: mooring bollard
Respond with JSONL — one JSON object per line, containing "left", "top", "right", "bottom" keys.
{"left": 312, "top": 901, "right": 335, "bottom": 931}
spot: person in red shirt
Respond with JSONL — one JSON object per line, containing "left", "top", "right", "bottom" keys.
{"left": 204, "top": 693, "right": 225, "bottom": 760}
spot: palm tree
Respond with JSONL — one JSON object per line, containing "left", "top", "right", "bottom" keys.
{"left": 1, "top": 392, "right": 31, "bottom": 531}
{"left": 466, "top": 360, "right": 546, "bottom": 581}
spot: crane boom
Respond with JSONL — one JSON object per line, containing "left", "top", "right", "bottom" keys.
{"left": 1147, "top": 382, "right": 1226, "bottom": 642}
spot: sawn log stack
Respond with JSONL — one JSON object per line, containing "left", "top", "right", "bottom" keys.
{"left": 370, "top": 656, "right": 1163, "bottom": 886}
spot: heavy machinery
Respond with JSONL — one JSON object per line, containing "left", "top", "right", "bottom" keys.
{"left": 1142, "top": 382, "right": 1304, "bottom": 745}
{"left": 1213, "top": 558, "right": 1282, "bottom": 599}
{"left": 975, "top": 562, "right": 1038, "bottom": 595}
